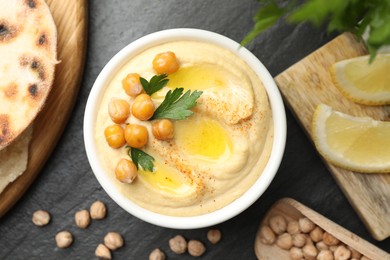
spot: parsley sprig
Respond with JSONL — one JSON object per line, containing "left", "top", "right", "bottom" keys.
{"left": 128, "top": 147, "right": 155, "bottom": 172}
{"left": 152, "top": 88, "right": 203, "bottom": 120}
{"left": 140, "top": 74, "right": 169, "bottom": 96}
{"left": 243, "top": 0, "right": 390, "bottom": 60}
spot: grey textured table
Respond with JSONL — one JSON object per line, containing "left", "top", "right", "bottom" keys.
{"left": 1, "top": 1, "right": 390, "bottom": 259}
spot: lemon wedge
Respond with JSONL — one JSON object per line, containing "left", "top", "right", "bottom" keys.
{"left": 312, "top": 104, "right": 390, "bottom": 173}
{"left": 330, "top": 53, "right": 390, "bottom": 105}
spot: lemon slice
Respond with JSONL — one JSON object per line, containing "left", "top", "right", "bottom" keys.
{"left": 312, "top": 104, "right": 390, "bottom": 173}
{"left": 330, "top": 53, "right": 390, "bottom": 105}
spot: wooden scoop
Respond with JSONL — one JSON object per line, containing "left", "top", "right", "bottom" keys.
{"left": 254, "top": 198, "right": 389, "bottom": 260}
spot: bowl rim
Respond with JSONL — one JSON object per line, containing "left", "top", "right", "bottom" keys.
{"left": 84, "top": 28, "right": 286, "bottom": 229}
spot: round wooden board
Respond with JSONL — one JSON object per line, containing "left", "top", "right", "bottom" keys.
{"left": 0, "top": 0, "right": 88, "bottom": 217}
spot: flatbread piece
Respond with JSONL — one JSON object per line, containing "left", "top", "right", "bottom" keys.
{"left": 0, "top": 0, "right": 57, "bottom": 150}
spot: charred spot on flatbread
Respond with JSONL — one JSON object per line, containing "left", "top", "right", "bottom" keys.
{"left": 0, "top": 21, "right": 19, "bottom": 43}
{"left": 38, "top": 34, "right": 46, "bottom": 45}
{"left": 28, "top": 84, "right": 38, "bottom": 97}
{"left": 26, "top": 0, "right": 36, "bottom": 8}
{"left": 30, "top": 58, "right": 46, "bottom": 80}
{"left": 0, "top": 114, "right": 11, "bottom": 145}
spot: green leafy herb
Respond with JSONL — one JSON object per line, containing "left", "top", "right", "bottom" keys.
{"left": 128, "top": 147, "right": 155, "bottom": 172}
{"left": 140, "top": 74, "right": 169, "bottom": 96}
{"left": 244, "top": 0, "right": 390, "bottom": 60}
{"left": 152, "top": 88, "right": 203, "bottom": 120}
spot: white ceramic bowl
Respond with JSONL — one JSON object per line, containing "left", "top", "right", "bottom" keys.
{"left": 84, "top": 28, "right": 286, "bottom": 229}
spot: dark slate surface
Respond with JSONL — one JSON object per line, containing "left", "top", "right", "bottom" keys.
{"left": 1, "top": 0, "right": 390, "bottom": 259}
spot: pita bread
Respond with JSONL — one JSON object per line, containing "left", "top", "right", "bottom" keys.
{"left": 0, "top": 126, "right": 32, "bottom": 193}
{"left": 0, "top": 0, "right": 57, "bottom": 150}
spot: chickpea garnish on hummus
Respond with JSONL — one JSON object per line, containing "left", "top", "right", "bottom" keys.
{"left": 103, "top": 51, "right": 203, "bottom": 183}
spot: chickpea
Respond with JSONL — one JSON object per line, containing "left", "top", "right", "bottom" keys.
{"left": 317, "top": 250, "right": 334, "bottom": 260}
{"left": 104, "top": 232, "right": 124, "bottom": 250}
{"left": 310, "top": 226, "right": 324, "bottom": 243}
{"left": 276, "top": 233, "right": 293, "bottom": 250}
{"left": 122, "top": 73, "right": 143, "bottom": 97}
{"left": 152, "top": 119, "right": 174, "bottom": 140}
{"left": 287, "top": 220, "right": 300, "bottom": 235}
{"left": 169, "top": 235, "right": 187, "bottom": 254}
{"left": 316, "top": 241, "right": 329, "bottom": 251}
{"left": 108, "top": 99, "right": 130, "bottom": 124}
{"left": 188, "top": 240, "right": 206, "bottom": 257}
{"left": 115, "top": 159, "right": 137, "bottom": 184}
{"left": 104, "top": 125, "right": 126, "bottom": 148}
{"left": 124, "top": 124, "right": 148, "bottom": 148}
{"left": 90, "top": 200, "right": 107, "bottom": 220}
{"left": 152, "top": 51, "right": 180, "bottom": 75}
{"left": 299, "top": 217, "right": 315, "bottom": 233}
{"left": 302, "top": 244, "right": 317, "bottom": 260}
{"left": 269, "top": 215, "right": 287, "bottom": 235}
{"left": 149, "top": 248, "right": 166, "bottom": 260}
{"left": 258, "top": 225, "right": 276, "bottom": 245}
{"left": 75, "top": 209, "right": 90, "bottom": 229}
{"left": 32, "top": 210, "right": 51, "bottom": 226}
{"left": 95, "top": 243, "right": 111, "bottom": 260}
{"left": 322, "top": 232, "right": 339, "bottom": 246}
{"left": 131, "top": 94, "right": 155, "bottom": 121}
{"left": 334, "top": 245, "right": 351, "bottom": 260}
{"left": 289, "top": 247, "right": 303, "bottom": 260}
{"left": 348, "top": 246, "right": 361, "bottom": 259}
{"left": 292, "top": 233, "right": 307, "bottom": 248}
{"left": 207, "top": 229, "right": 222, "bottom": 244}
{"left": 55, "top": 231, "right": 73, "bottom": 248}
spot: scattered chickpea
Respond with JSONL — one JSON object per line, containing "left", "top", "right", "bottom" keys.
{"left": 149, "top": 248, "right": 166, "bottom": 260}
{"left": 188, "top": 240, "right": 206, "bottom": 257}
{"left": 302, "top": 244, "right": 318, "bottom": 260}
{"left": 329, "top": 245, "right": 338, "bottom": 252}
{"left": 55, "top": 231, "right": 73, "bottom": 249}
{"left": 75, "top": 209, "right": 90, "bottom": 229}
{"left": 299, "top": 217, "right": 315, "bottom": 233}
{"left": 95, "top": 243, "right": 111, "bottom": 260}
{"left": 317, "top": 249, "right": 334, "bottom": 260}
{"left": 310, "top": 226, "right": 324, "bottom": 243}
{"left": 269, "top": 215, "right": 287, "bottom": 235}
{"left": 207, "top": 229, "right": 222, "bottom": 244}
{"left": 152, "top": 51, "right": 180, "bottom": 75}
{"left": 115, "top": 158, "right": 137, "bottom": 183}
{"left": 276, "top": 233, "right": 293, "bottom": 250}
{"left": 292, "top": 233, "right": 306, "bottom": 248}
{"left": 287, "top": 220, "right": 300, "bottom": 235}
{"left": 32, "top": 210, "right": 50, "bottom": 226}
{"left": 108, "top": 99, "right": 130, "bottom": 124}
{"left": 334, "top": 245, "right": 351, "bottom": 260}
{"left": 323, "top": 232, "right": 339, "bottom": 246}
{"left": 316, "top": 241, "right": 329, "bottom": 251}
{"left": 259, "top": 225, "right": 276, "bottom": 245}
{"left": 104, "top": 232, "right": 124, "bottom": 250}
{"left": 124, "top": 124, "right": 148, "bottom": 148}
{"left": 152, "top": 119, "right": 174, "bottom": 140}
{"left": 90, "top": 200, "right": 107, "bottom": 220}
{"left": 289, "top": 247, "right": 303, "bottom": 260}
{"left": 122, "top": 73, "right": 143, "bottom": 97}
{"left": 169, "top": 235, "right": 187, "bottom": 254}
{"left": 131, "top": 94, "right": 155, "bottom": 121}
{"left": 104, "top": 125, "right": 126, "bottom": 149}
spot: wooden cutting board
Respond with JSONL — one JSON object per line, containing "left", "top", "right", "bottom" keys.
{"left": 0, "top": 0, "right": 88, "bottom": 217}
{"left": 254, "top": 198, "right": 390, "bottom": 259}
{"left": 275, "top": 33, "right": 390, "bottom": 241}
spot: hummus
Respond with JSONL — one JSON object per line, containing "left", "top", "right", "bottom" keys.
{"left": 95, "top": 41, "right": 273, "bottom": 216}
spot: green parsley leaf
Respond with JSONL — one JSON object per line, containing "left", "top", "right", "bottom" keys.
{"left": 128, "top": 147, "right": 155, "bottom": 172}
{"left": 152, "top": 88, "right": 203, "bottom": 120}
{"left": 140, "top": 74, "right": 169, "bottom": 96}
